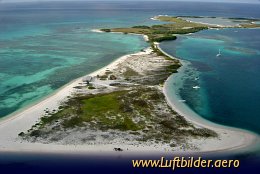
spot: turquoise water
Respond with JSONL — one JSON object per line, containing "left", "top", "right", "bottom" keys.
{"left": 0, "top": 5, "right": 155, "bottom": 116}
{"left": 0, "top": 31, "right": 147, "bottom": 116}
{"left": 160, "top": 28, "right": 260, "bottom": 134}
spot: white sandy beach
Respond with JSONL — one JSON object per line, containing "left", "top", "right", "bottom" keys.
{"left": 0, "top": 32, "right": 259, "bottom": 155}
{"left": 0, "top": 48, "right": 169, "bottom": 155}
{"left": 91, "top": 29, "right": 149, "bottom": 42}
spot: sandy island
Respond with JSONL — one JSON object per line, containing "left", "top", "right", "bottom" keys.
{"left": 0, "top": 30, "right": 259, "bottom": 156}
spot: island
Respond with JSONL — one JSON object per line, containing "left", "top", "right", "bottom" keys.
{"left": 0, "top": 16, "right": 258, "bottom": 154}
{"left": 101, "top": 15, "right": 260, "bottom": 43}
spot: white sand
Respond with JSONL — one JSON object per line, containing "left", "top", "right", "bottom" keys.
{"left": 0, "top": 37, "right": 258, "bottom": 155}
{"left": 90, "top": 29, "right": 104, "bottom": 33}
{"left": 91, "top": 29, "right": 149, "bottom": 42}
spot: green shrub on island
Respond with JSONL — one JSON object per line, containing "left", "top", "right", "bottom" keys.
{"left": 88, "top": 86, "right": 96, "bottom": 90}
{"left": 109, "top": 75, "right": 117, "bottom": 80}
{"left": 18, "top": 132, "right": 25, "bottom": 137}
{"left": 30, "top": 130, "right": 42, "bottom": 137}
{"left": 151, "top": 35, "right": 177, "bottom": 42}
{"left": 100, "top": 29, "right": 111, "bottom": 32}
{"left": 176, "top": 15, "right": 205, "bottom": 18}
{"left": 170, "top": 27, "right": 208, "bottom": 34}
{"left": 132, "top": 25, "right": 151, "bottom": 29}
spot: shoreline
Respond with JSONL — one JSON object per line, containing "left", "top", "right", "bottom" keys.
{"left": 158, "top": 44, "right": 259, "bottom": 154}
{"left": 91, "top": 29, "right": 149, "bottom": 42}
{"left": 0, "top": 30, "right": 259, "bottom": 155}
{"left": 0, "top": 47, "right": 173, "bottom": 155}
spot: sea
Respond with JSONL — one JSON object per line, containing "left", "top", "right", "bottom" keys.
{"left": 161, "top": 28, "right": 260, "bottom": 134}
{"left": 0, "top": 1, "right": 259, "bottom": 173}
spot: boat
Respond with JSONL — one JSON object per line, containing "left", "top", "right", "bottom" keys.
{"left": 178, "top": 100, "right": 186, "bottom": 103}
{"left": 193, "top": 86, "right": 200, "bottom": 89}
{"left": 216, "top": 49, "right": 221, "bottom": 57}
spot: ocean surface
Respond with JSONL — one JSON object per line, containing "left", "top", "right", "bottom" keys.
{"left": 160, "top": 28, "right": 260, "bottom": 134}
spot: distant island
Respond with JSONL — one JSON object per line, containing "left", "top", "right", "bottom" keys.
{"left": 101, "top": 15, "right": 260, "bottom": 43}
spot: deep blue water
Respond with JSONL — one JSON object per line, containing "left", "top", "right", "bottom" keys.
{"left": 160, "top": 29, "right": 260, "bottom": 134}
{"left": 0, "top": 1, "right": 260, "bottom": 173}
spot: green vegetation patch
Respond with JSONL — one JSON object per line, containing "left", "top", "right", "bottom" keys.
{"left": 23, "top": 86, "right": 217, "bottom": 145}
{"left": 132, "top": 25, "right": 151, "bottom": 29}
{"left": 82, "top": 92, "right": 122, "bottom": 116}
{"left": 100, "top": 29, "right": 111, "bottom": 32}
{"left": 103, "top": 16, "right": 209, "bottom": 43}
{"left": 26, "top": 90, "right": 147, "bottom": 134}
{"left": 101, "top": 15, "right": 260, "bottom": 45}
{"left": 151, "top": 35, "right": 177, "bottom": 42}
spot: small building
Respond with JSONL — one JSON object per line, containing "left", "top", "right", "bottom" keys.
{"left": 82, "top": 76, "right": 92, "bottom": 84}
